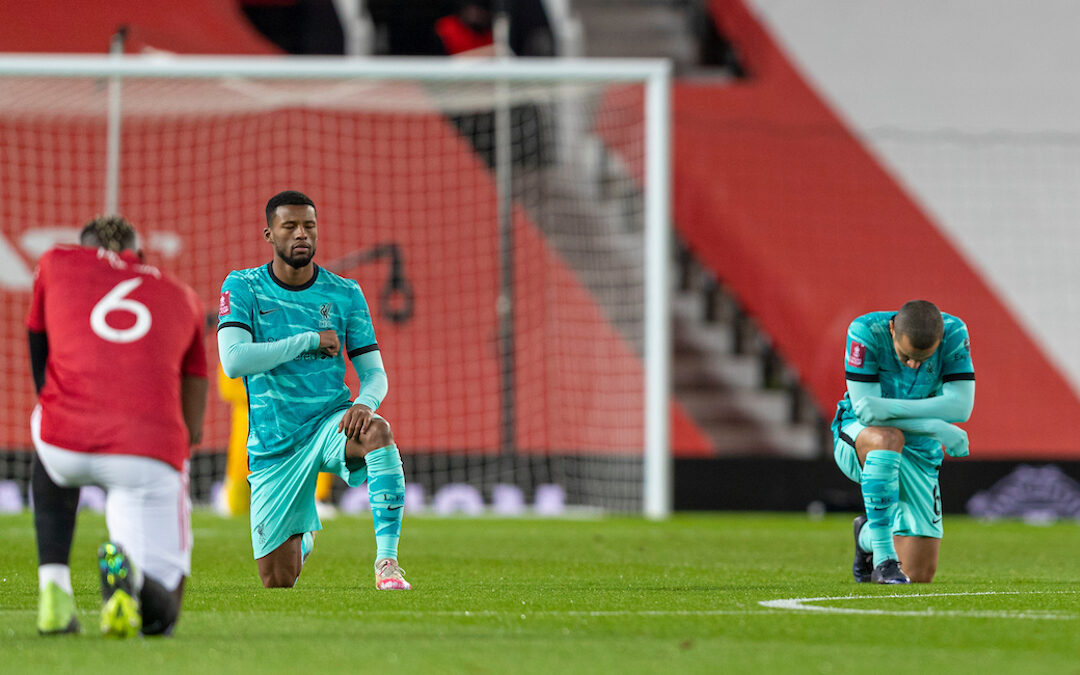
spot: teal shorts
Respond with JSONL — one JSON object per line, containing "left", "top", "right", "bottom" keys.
{"left": 833, "top": 418, "right": 944, "bottom": 539}
{"left": 248, "top": 409, "right": 369, "bottom": 559}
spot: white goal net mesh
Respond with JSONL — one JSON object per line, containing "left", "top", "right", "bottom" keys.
{"left": 0, "top": 63, "right": 661, "bottom": 514}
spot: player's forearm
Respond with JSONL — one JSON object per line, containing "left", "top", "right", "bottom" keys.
{"left": 881, "top": 416, "right": 947, "bottom": 438}
{"left": 878, "top": 416, "right": 969, "bottom": 457}
{"left": 217, "top": 325, "right": 320, "bottom": 377}
{"left": 351, "top": 350, "right": 388, "bottom": 411}
{"left": 863, "top": 380, "right": 975, "bottom": 423}
{"left": 181, "top": 375, "right": 209, "bottom": 446}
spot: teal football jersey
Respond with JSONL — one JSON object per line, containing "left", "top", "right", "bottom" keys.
{"left": 833, "top": 311, "right": 974, "bottom": 451}
{"left": 218, "top": 263, "right": 378, "bottom": 460}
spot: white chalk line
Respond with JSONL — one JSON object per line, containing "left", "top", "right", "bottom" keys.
{"left": 2, "top": 590, "right": 1076, "bottom": 621}
{"left": 759, "top": 590, "right": 1080, "bottom": 620}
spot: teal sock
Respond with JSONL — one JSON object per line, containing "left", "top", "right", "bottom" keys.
{"left": 300, "top": 532, "right": 313, "bottom": 565}
{"left": 364, "top": 445, "right": 405, "bottom": 561}
{"left": 861, "top": 449, "right": 901, "bottom": 566}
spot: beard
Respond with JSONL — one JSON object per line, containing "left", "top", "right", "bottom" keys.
{"left": 278, "top": 244, "right": 314, "bottom": 268}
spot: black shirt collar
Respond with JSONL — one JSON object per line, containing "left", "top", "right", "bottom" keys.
{"left": 266, "top": 262, "right": 319, "bottom": 291}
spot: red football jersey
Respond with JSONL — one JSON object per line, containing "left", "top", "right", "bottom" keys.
{"left": 27, "top": 246, "right": 207, "bottom": 470}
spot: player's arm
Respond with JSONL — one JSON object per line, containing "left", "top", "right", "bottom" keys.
{"left": 216, "top": 273, "right": 329, "bottom": 377}
{"left": 338, "top": 283, "right": 386, "bottom": 438}
{"left": 216, "top": 325, "right": 321, "bottom": 378}
{"left": 181, "top": 376, "right": 209, "bottom": 445}
{"left": 26, "top": 255, "right": 49, "bottom": 394}
{"left": 180, "top": 289, "right": 210, "bottom": 446}
{"left": 352, "top": 348, "right": 388, "bottom": 411}
{"left": 847, "top": 379, "right": 969, "bottom": 457}
{"left": 28, "top": 330, "right": 48, "bottom": 394}
{"left": 853, "top": 379, "right": 975, "bottom": 424}
{"left": 338, "top": 348, "right": 388, "bottom": 438}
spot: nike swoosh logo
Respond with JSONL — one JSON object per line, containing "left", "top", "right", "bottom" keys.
{"left": 931, "top": 517, "right": 942, "bottom": 524}
{"left": 259, "top": 308, "right": 279, "bottom": 315}
{"left": 387, "top": 505, "right": 402, "bottom": 511}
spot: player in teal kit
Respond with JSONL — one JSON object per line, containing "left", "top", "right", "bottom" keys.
{"left": 217, "top": 190, "right": 410, "bottom": 590}
{"left": 832, "top": 300, "right": 975, "bottom": 584}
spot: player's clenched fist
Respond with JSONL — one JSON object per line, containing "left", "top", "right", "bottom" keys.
{"left": 317, "top": 329, "right": 340, "bottom": 357}
{"left": 338, "top": 403, "right": 375, "bottom": 439}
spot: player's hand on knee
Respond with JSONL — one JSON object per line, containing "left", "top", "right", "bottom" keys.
{"left": 317, "top": 330, "right": 340, "bottom": 357}
{"left": 338, "top": 404, "right": 374, "bottom": 439}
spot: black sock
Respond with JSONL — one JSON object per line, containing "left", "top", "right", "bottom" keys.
{"left": 139, "top": 576, "right": 180, "bottom": 636}
{"left": 31, "top": 454, "right": 80, "bottom": 566}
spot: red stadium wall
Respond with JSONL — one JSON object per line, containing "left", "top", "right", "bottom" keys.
{"left": 0, "top": 106, "right": 711, "bottom": 458}
{"left": 659, "top": 0, "right": 1080, "bottom": 458}
{"left": 0, "top": 0, "right": 279, "bottom": 55}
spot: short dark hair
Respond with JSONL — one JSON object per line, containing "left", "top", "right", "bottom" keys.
{"left": 265, "top": 190, "right": 316, "bottom": 226}
{"left": 80, "top": 215, "right": 137, "bottom": 252}
{"left": 894, "top": 299, "right": 944, "bottom": 350}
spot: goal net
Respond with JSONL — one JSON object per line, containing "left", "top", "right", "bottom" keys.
{"left": 0, "top": 56, "right": 674, "bottom": 516}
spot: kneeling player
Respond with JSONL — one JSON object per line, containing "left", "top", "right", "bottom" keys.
{"left": 217, "top": 190, "right": 409, "bottom": 590}
{"left": 831, "top": 300, "right": 975, "bottom": 583}
{"left": 29, "top": 216, "right": 208, "bottom": 636}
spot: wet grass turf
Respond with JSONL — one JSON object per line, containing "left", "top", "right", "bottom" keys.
{"left": 1, "top": 511, "right": 1077, "bottom": 673}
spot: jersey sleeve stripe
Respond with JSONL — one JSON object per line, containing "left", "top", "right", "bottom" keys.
{"left": 218, "top": 321, "right": 253, "bottom": 335}
{"left": 941, "top": 372, "right": 975, "bottom": 382}
{"left": 845, "top": 371, "right": 879, "bottom": 382}
{"left": 347, "top": 344, "right": 380, "bottom": 359}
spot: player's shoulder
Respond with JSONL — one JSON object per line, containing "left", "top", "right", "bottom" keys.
{"left": 314, "top": 265, "right": 352, "bottom": 286}
{"left": 154, "top": 272, "right": 203, "bottom": 317}
{"left": 221, "top": 264, "right": 268, "bottom": 293}
{"left": 315, "top": 266, "right": 363, "bottom": 294}
{"left": 940, "top": 312, "right": 971, "bottom": 349}
{"left": 40, "top": 244, "right": 86, "bottom": 259}
{"left": 37, "top": 244, "right": 93, "bottom": 270}
{"left": 848, "top": 311, "right": 891, "bottom": 338}
{"left": 941, "top": 312, "right": 969, "bottom": 334}
{"left": 224, "top": 264, "right": 267, "bottom": 283}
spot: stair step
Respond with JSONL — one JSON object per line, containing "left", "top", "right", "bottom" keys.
{"left": 677, "top": 388, "right": 790, "bottom": 423}
{"left": 686, "top": 419, "right": 822, "bottom": 458}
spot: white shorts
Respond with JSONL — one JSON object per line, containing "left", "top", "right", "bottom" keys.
{"left": 31, "top": 406, "right": 191, "bottom": 590}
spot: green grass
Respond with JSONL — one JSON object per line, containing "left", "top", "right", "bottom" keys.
{"left": 1, "top": 511, "right": 1078, "bottom": 674}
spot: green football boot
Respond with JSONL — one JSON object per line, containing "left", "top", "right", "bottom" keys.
{"left": 98, "top": 542, "right": 142, "bottom": 638}
{"left": 37, "top": 580, "right": 80, "bottom": 635}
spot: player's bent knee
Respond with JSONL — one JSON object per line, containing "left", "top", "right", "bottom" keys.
{"left": 139, "top": 575, "right": 181, "bottom": 636}
{"left": 906, "top": 561, "right": 937, "bottom": 583}
{"left": 260, "top": 569, "right": 298, "bottom": 588}
{"left": 258, "top": 554, "right": 301, "bottom": 588}
{"left": 861, "top": 426, "right": 905, "bottom": 451}
{"left": 363, "top": 417, "right": 393, "bottom": 448}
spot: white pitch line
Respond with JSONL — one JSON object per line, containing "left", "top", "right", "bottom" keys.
{"left": 342, "top": 609, "right": 776, "bottom": 617}
{"left": 759, "top": 590, "right": 1080, "bottom": 620}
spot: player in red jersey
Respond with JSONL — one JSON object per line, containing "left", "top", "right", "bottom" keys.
{"left": 27, "top": 215, "right": 208, "bottom": 637}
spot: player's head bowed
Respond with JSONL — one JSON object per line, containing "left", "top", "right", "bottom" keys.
{"left": 894, "top": 299, "right": 944, "bottom": 350}
{"left": 80, "top": 215, "right": 137, "bottom": 253}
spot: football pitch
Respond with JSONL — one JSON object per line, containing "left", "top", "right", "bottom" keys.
{"left": 0, "top": 511, "right": 1077, "bottom": 674}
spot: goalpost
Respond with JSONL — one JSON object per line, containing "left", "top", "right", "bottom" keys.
{"left": 0, "top": 54, "right": 672, "bottom": 518}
